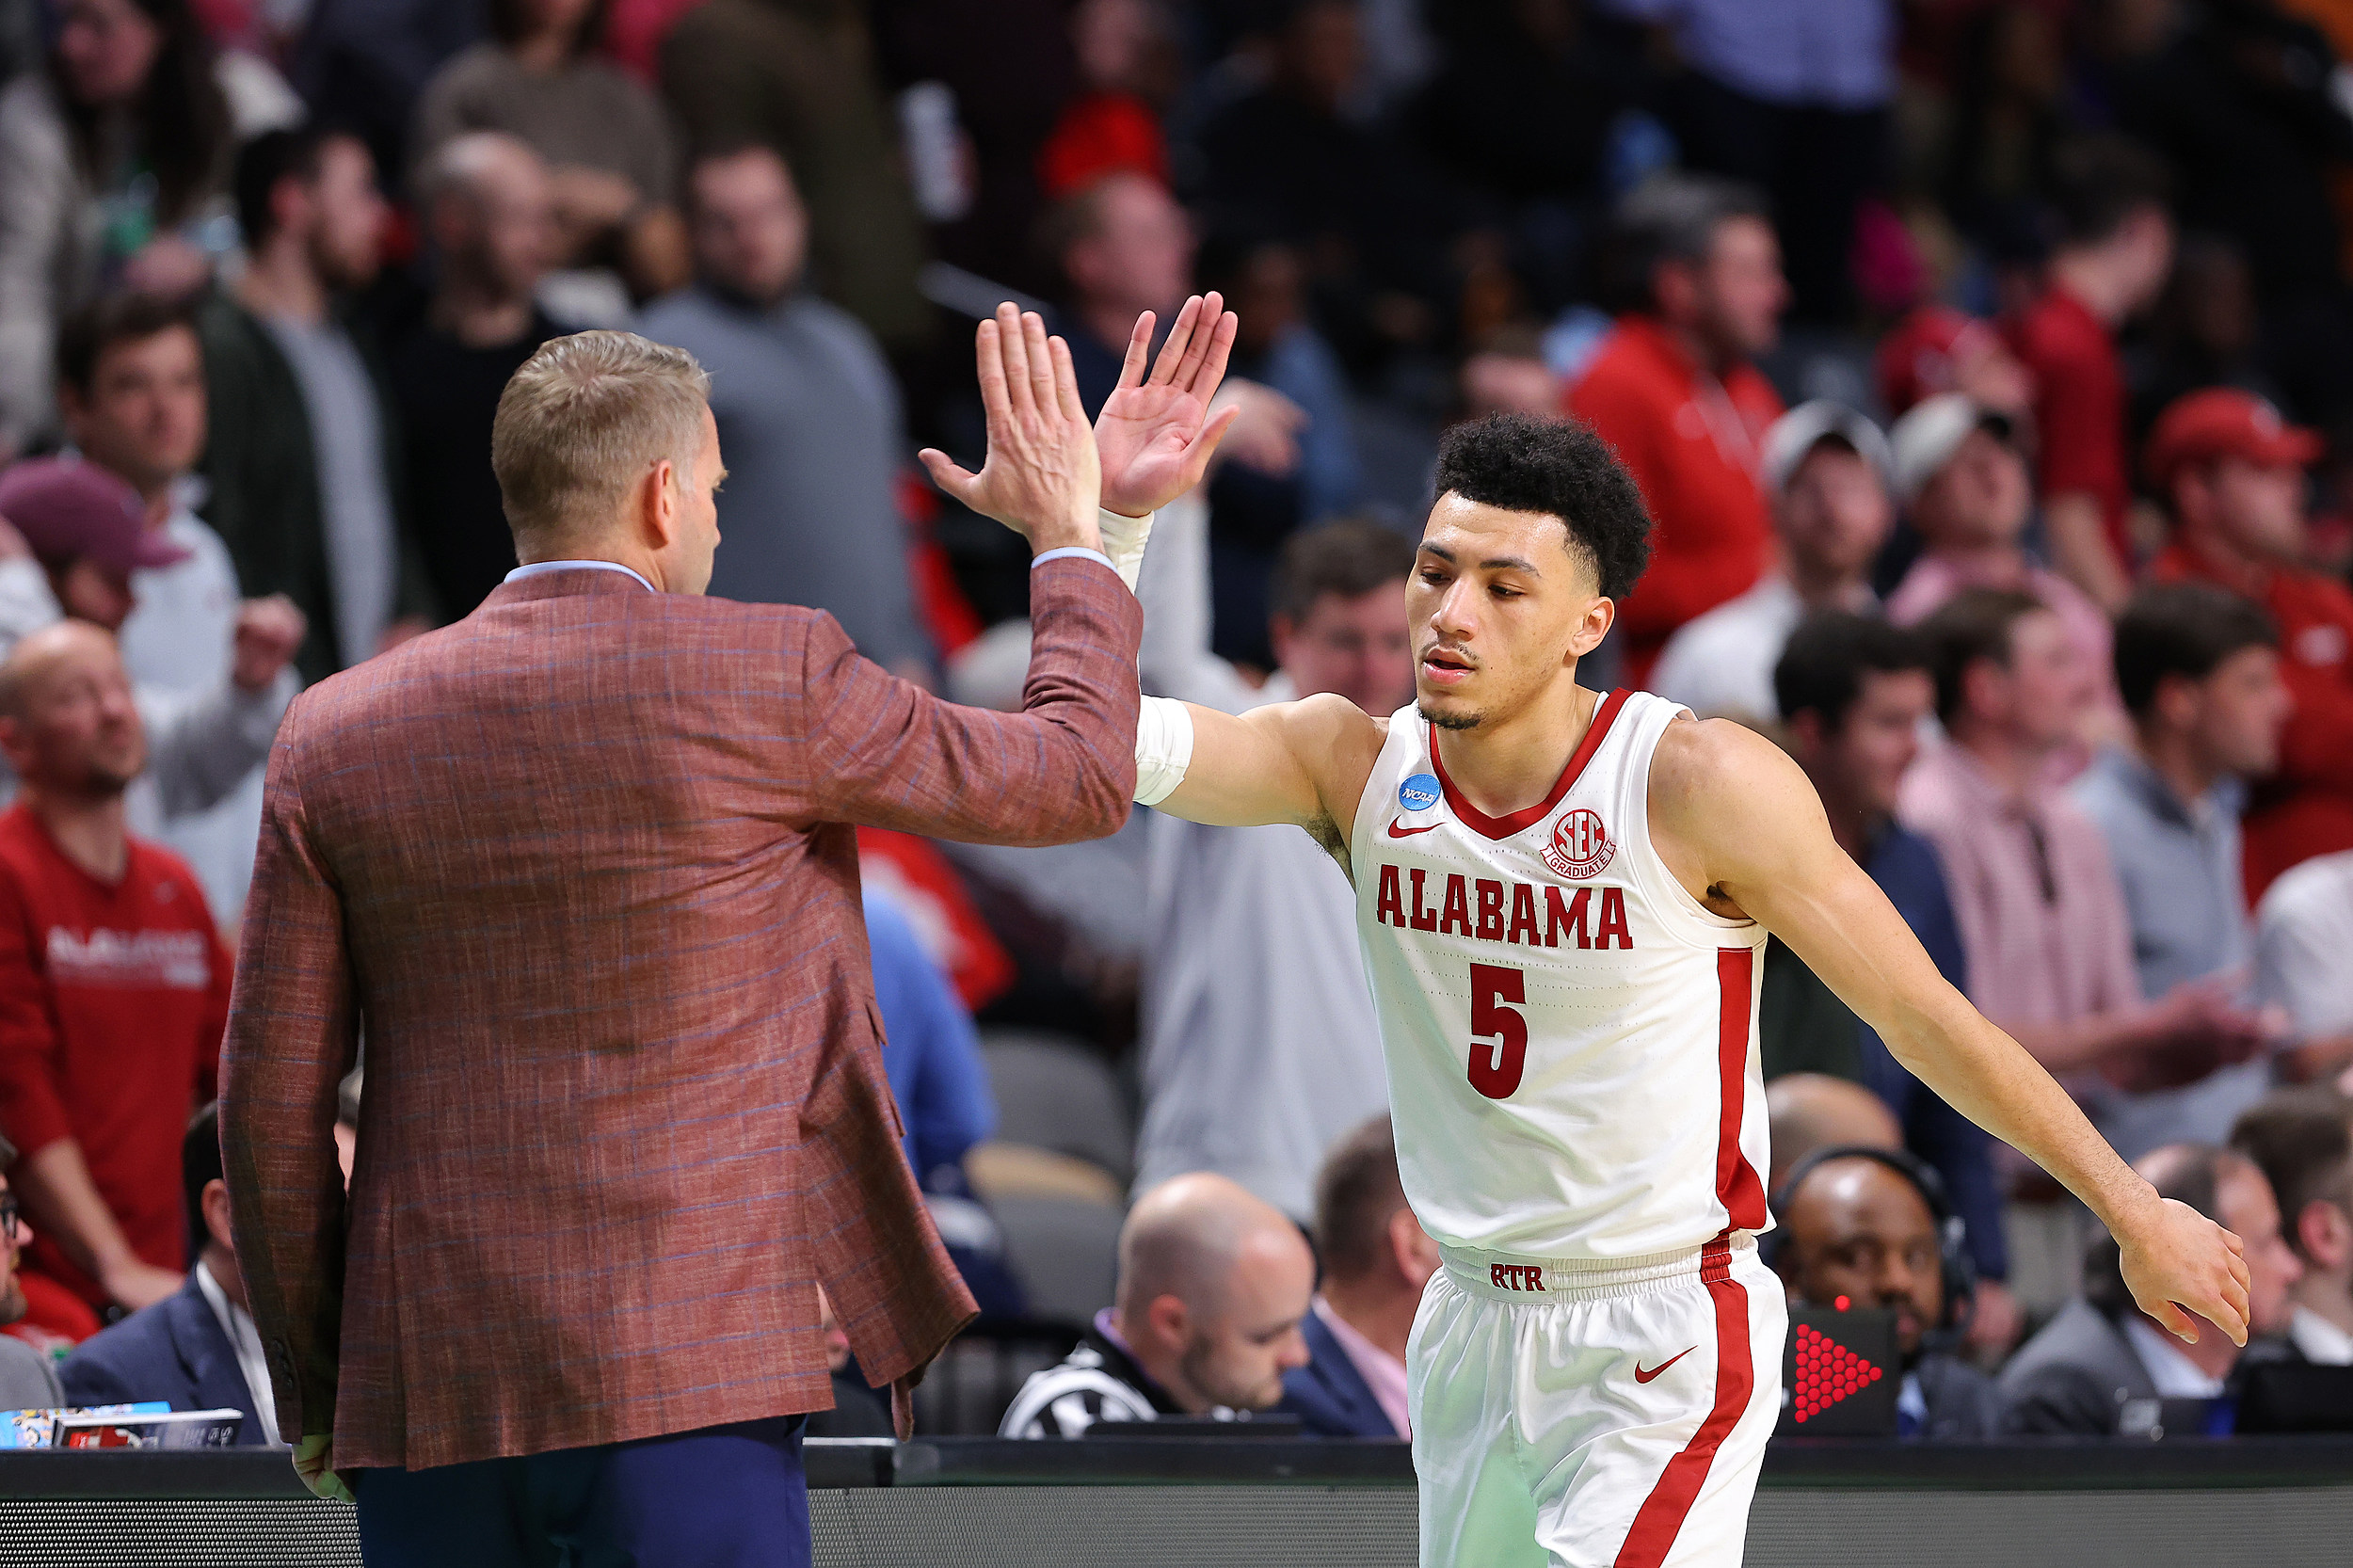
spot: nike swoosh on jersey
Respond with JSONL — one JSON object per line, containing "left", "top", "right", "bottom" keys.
{"left": 1386, "top": 818, "right": 1439, "bottom": 839}
{"left": 1634, "top": 1347, "right": 1696, "bottom": 1384}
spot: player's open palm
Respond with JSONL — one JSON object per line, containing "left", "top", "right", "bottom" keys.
{"left": 1096, "top": 292, "right": 1242, "bottom": 518}
{"left": 2118, "top": 1195, "right": 2252, "bottom": 1347}
{"left": 920, "top": 303, "right": 1101, "bottom": 552}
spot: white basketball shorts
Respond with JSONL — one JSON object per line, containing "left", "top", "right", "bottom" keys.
{"left": 1408, "top": 1233, "right": 1787, "bottom": 1568}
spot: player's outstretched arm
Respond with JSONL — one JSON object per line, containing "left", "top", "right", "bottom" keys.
{"left": 1651, "top": 718, "right": 2254, "bottom": 1349}
{"left": 1144, "top": 692, "right": 1387, "bottom": 843}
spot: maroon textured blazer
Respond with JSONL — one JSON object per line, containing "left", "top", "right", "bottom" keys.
{"left": 219, "top": 558, "right": 1140, "bottom": 1470}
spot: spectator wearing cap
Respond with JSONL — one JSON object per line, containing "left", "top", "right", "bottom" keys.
{"left": 1873, "top": 303, "right": 2034, "bottom": 423}
{"left": 0, "top": 621, "right": 232, "bottom": 1326}
{"left": 2254, "top": 852, "right": 2353, "bottom": 1083}
{"left": 2232, "top": 1090, "right": 2353, "bottom": 1368}
{"left": 1566, "top": 173, "right": 1788, "bottom": 685}
{"left": 1278, "top": 1115, "right": 1434, "bottom": 1439}
{"left": 1900, "top": 589, "right": 2266, "bottom": 1093}
{"left": 2146, "top": 387, "right": 2353, "bottom": 904}
{"left": 2004, "top": 136, "right": 2175, "bottom": 613}
{"left": 2001, "top": 1143, "right": 2299, "bottom": 1435}
{"left": 2073, "top": 584, "right": 2295, "bottom": 1160}
{"left": 1884, "top": 392, "right": 2121, "bottom": 747}
{"left": 1768, "top": 1149, "right": 2002, "bottom": 1439}
{"left": 0, "top": 458, "right": 300, "bottom": 916}
{"left": 1651, "top": 402, "right": 1893, "bottom": 727}
{"left": 1771, "top": 614, "right": 2015, "bottom": 1344}
{"left": 0, "top": 1131, "right": 68, "bottom": 1408}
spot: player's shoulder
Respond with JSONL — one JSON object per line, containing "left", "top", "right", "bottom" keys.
{"left": 1646, "top": 711, "right": 1804, "bottom": 824}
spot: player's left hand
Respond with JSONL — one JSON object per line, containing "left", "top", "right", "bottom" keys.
{"left": 1096, "top": 292, "right": 1241, "bottom": 519}
{"left": 2116, "top": 1195, "right": 2251, "bottom": 1347}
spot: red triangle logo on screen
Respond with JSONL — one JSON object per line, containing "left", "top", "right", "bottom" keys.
{"left": 1790, "top": 1321, "right": 1884, "bottom": 1423}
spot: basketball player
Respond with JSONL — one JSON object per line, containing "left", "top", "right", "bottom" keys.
{"left": 1121, "top": 414, "right": 2252, "bottom": 1566}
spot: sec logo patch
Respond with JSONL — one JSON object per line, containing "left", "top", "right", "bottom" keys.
{"left": 1399, "top": 773, "right": 1441, "bottom": 812}
{"left": 1542, "top": 808, "right": 1613, "bottom": 879}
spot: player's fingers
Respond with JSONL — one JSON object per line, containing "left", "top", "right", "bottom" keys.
{"left": 1186, "top": 401, "right": 1243, "bottom": 478}
{"left": 1022, "top": 311, "right": 1059, "bottom": 418}
{"left": 1048, "top": 333, "right": 1088, "bottom": 426}
{"left": 2150, "top": 1298, "right": 2199, "bottom": 1344}
{"left": 917, "top": 448, "right": 981, "bottom": 506}
{"left": 1169, "top": 290, "right": 1221, "bottom": 392}
{"left": 1148, "top": 295, "right": 1203, "bottom": 384}
{"left": 972, "top": 318, "right": 1011, "bottom": 429}
{"left": 2217, "top": 1270, "right": 2251, "bottom": 1346}
{"left": 995, "top": 303, "right": 1036, "bottom": 422}
{"left": 1186, "top": 303, "right": 1241, "bottom": 402}
{"left": 1115, "top": 311, "right": 1155, "bottom": 392}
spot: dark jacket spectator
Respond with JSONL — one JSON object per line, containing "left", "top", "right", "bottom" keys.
{"left": 2002, "top": 1143, "right": 2302, "bottom": 1434}
{"left": 2233, "top": 1090, "right": 2353, "bottom": 1369}
{"left": 59, "top": 1104, "right": 275, "bottom": 1445}
{"left": 1565, "top": 174, "right": 1786, "bottom": 684}
{"left": 1278, "top": 1116, "right": 1431, "bottom": 1439}
{"left": 658, "top": 0, "right": 928, "bottom": 352}
{"left": 200, "top": 126, "right": 434, "bottom": 684}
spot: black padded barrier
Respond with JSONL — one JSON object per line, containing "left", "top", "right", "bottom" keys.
{"left": 2, "top": 1437, "right": 2348, "bottom": 1566}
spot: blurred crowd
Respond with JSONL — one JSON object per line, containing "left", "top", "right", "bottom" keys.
{"left": 2, "top": 0, "right": 2353, "bottom": 1446}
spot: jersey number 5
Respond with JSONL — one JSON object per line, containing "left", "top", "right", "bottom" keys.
{"left": 1467, "top": 963, "right": 1527, "bottom": 1099}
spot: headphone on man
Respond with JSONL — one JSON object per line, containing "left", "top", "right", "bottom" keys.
{"left": 1762, "top": 1144, "right": 1977, "bottom": 1345}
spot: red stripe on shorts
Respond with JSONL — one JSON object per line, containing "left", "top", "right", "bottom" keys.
{"left": 1713, "top": 947, "right": 1768, "bottom": 1232}
{"left": 1612, "top": 1236, "right": 1753, "bottom": 1568}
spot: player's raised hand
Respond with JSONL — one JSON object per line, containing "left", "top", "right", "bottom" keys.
{"left": 1096, "top": 292, "right": 1243, "bottom": 518}
{"left": 919, "top": 303, "right": 1103, "bottom": 554}
{"left": 2116, "top": 1195, "right": 2252, "bottom": 1347}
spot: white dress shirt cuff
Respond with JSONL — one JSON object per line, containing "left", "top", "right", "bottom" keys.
{"left": 1032, "top": 546, "right": 1116, "bottom": 574}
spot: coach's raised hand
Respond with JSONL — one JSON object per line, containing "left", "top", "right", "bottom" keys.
{"left": 1096, "top": 292, "right": 1241, "bottom": 519}
{"left": 920, "top": 303, "right": 1103, "bottom": 555}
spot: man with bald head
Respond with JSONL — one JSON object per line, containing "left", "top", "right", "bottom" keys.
{"left": 2002, "top": 1143, "right": 2303, "bottom": 1434}
{"left": 1001, "top": 1172, "right": 1315, "bottom": 1435}
{"left": 1765, "top": 1073, "right": 1899, "bottom": 1194}
{"left": 389, "top": 131, "right": 566, "bottom": 617}
{"left": 1770, "top": 1150, "right": 2000, "bottom": 1439}
{"left": 0, "top": 623, "right": 232, "bottom": 1329}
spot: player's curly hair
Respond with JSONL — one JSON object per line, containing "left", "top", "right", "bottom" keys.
{"left": 1433, "top": 413, "right": 1653, "bottom": 601}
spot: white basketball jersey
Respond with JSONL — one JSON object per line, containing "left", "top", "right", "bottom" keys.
{"left": 1350, "top": 689, "right": 1772, "bottom": 1260}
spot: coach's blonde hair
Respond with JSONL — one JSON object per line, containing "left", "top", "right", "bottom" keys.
{"left": 491, "top": 330, "right": 712, "bottom": 556}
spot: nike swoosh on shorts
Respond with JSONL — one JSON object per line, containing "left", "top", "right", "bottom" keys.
{"left": 1634, "top": 1346, "right": 1696, "bottom": 1384}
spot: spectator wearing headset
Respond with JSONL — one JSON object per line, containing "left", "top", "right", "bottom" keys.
{"left": 1767, "top": 1146, "right": 2001, "bottom": 1440}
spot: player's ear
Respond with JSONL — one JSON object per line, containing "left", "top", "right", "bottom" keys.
{"left": 1568, "top": 596, "right": 1612, "bottom": 661}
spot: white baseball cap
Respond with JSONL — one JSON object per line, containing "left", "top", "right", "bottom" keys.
{"left": 1889, "top": 392, "right": 2015, "bottom": 505}
{"left": 1762, "top": 401, "right": 1894, "bottom": 495}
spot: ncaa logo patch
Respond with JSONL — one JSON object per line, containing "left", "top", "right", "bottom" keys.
{"left": 1399, "top": 773, "right": 1441, "bottom": 812}
{"left": 1542, "top": 808, "right": 1613, "bottom": 879}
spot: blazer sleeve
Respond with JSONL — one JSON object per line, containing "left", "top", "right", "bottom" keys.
{"left": 803, "top": 555, "right": 1141, "bottom": 845}
{"left": 217, "top": 695, "right": 359, "bottom": 1444}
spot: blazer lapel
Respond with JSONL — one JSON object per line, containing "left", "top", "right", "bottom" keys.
{"left": 168, "top": 1282, "right": 265, "bottom": 1442}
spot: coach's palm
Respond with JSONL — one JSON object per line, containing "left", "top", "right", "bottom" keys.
{"left": 1096, "top": 293, "right": 1242, "bottom": 519}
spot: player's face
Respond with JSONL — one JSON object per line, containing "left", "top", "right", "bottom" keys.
{"left": 1409, "top": 493, "right": 1609, "bottom": 732}
{"left": 1783, "top": 1160, "right": 1945, "bottom": 1362}
{"left": 1271, "top": 580, "right": 1414, "bottom": 714}
{"left": 1829, "top": 668, "right": 1932, "bottom": 821}
{"left": 1179, "top": 1229, "right": 1314, "bottom": 1411}
{"left": 2218, "top": 1160, "right": 2302, "bottom": 1336}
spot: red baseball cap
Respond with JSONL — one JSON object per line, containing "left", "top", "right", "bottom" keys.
{"left": 0, "top": 457, "right": 190, "bottom": 575}
{"left": 2144, "top": 389, "right": 2323, "bottom": 489}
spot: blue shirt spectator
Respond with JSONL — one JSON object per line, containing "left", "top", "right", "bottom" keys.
{"left": 864, "top": 889, "right": 995, "bottom": 1188}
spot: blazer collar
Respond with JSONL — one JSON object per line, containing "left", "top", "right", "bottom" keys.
{"left": 482, "top": 566, "right": 662, "bottom": 608}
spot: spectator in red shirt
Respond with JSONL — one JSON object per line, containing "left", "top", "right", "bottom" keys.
{"left": 0, "top": 621, "right": 230, "bottom": 1322}
{"left": 2145, "top": 388, "right": 2353, "bottom": 903}
{"left": 1566, "top": 173, "right": 1788, "bottom": 683}
{"left": 2004, "top": 136, "right": 2175, "bottom": 613}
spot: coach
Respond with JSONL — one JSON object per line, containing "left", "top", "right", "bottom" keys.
{"left": 218, "top": 299, "right": 1236, "bottom": 1563}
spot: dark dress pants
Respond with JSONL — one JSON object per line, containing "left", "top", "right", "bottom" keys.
{"left": 353, "top": 1415, "right": 810, "bottom": 1568}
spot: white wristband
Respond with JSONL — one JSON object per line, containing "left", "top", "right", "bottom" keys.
{"left": 1097, "top": 506, "right": 1155, "bottom": 594}
{"left": 1134, "top": 696, "right": 1194, "bottom": 806}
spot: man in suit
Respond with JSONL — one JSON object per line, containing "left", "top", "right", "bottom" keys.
{"left": 220, "top": 296, "right": 1240, "bottom": 1563}
{"left": 2232, "top": 1089, "right": 2353, "bottom": 1366}
{"left": 1281, "top": 1115, "right": 1435, "bottom": 1439}
{"left": 61, "top": 1104, "right": 275, "bottom": 1444}
{"left": 2001, "top": 1143, "right": 2302, "bottom": 1434}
